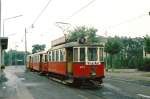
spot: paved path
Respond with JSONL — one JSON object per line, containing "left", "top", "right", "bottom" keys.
{"left": 0, "top": 66, "right": 34, "bottom": 99}
{"left": 1, "top": 66, "right": 150, "bottom": 99}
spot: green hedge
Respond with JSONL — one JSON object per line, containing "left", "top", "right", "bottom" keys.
{"left": 138, "top": 58, "right": 150, "bottom": 71}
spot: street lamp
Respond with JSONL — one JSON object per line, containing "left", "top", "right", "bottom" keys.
{"left": 3, "top": 15, "right": 23, "bottom": 37}
{"left": 2, "top": 15, "right": 22, "bottom": 65}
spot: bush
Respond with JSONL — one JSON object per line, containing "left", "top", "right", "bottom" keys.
{"left": 138, "top": 58, "right": 150, "bottom": 71}
{"left": 1, "top": 65, "right": 5, "bottom": 70}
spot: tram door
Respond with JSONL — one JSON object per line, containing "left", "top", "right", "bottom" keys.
{"left": 39, "top": 54, "right": 43, "bottom": 71}
{"left": 28, "top": 56, "right": 32, "bottom": 69}
{"left": 66, "top": 48, "right": 73, "bottom": 75}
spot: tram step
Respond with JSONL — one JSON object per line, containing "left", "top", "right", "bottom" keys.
{"left": 65, "top": 79, "right": 73, "bottom": 83}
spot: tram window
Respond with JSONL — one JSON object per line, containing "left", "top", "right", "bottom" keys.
{"left": 48, "top": 52, "right": 52, "bottom": 61}
{"left": 38, "top": 55, "right": 39, "bottom": 62}
{"left": 56, "top": 50, "right": 59, "bottom": 61}
{"left": 38, "top": 55, "right": 41, "bottom": 62}
{"left": 32, "top": 57, "right": 34, "bottom": 63}
{"left": 99, "top": 48, "right": 104, "bottom": 61}
{"left": 80, "top": 48, "right": 85, "bottom": 61}
{"left": 34, "top": 56, "right": 36, "bottom": 63}
{"left": 73, "top": 48, "right": 78, "bottom": 62}
{"left": 60, "top": 50, "right": 64, "bottom": 61}
{"left": 88, "top": 48, "right": 97, "bottom": 61}
{"left": 45, "top": 55, "right": 47, "bottom": 62}
{"left": 42, "top": 55, "right": 45, "bottom": 62}
{"left": 52, "top": 51, "right": 55, "bottom": 61}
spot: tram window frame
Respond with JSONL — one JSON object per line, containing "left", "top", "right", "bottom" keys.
{"left": 52, "top": 51, "right": 55, "bottom": 61}
{"left": 33, "top": 56, "right": 35, "bottom": 63}
{"left": 56, "top": 50, "right": 59, "bottom": 61}
{"left": 37, "top": 55, "right": 39, "bottom": 63}
{"left": 42, "top": 55, "right": 44, "bottom": 62}
{"left": 48, "top": 51, "right": 52, "bottom": 62}
{"left": 39, "top": 55, "right": 41, "bottom": 62}
{"left": 80, "top": 47, "right": 85, "bottom": 62}
{"left": 34, "top": 56, "right": 36, "bottom": 63}
{"left": 26, "top": 56, "right": 29, "bottom": 62}
{"left": 99, "top": 47, "right": 104, "bottom": 62}
{"left": 73, "top": 47, "right": 79, "bottom": 62}
{"left": 34, "top": 55, "right": 37, "bottom": 63}
{"left": 87, "top": 47, "right": 98, "bottom": 61}
{"left": 45, "top": 54, "right": 48, "bottom": 62}
{"left": 60, "top": 49, "right": 64, "bottom": 62}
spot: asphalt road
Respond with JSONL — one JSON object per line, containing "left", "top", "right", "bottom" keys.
{"left": 1, "top": 66, "right": 150, "bottom": 99}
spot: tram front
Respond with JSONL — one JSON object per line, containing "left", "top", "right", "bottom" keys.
{"left": 73, "top": 45, "right": 105, "bottom": 82}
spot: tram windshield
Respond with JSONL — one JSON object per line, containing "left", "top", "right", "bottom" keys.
{"left": 87, "top": 48, "right": 97, "bottom": 61}
{"left": 73, "top": 47, "right": 104, "bottom": 62}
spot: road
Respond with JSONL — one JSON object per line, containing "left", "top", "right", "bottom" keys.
{"left": 0, "top": 66, "right": 150, "bottom": 99}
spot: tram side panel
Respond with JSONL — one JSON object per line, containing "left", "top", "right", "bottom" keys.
{"left": 41, "top": 62, "right": 48, "bottom": 73}
{"left": 48, "top": 62, "right": 67, "bottom": 76}
{"left": 47, "top": 49, "right": 67, "bottom": 76}
{"left": 41, "top": 54, "right": 48, "bottom": 73}
{"left": 72, "top": 63, "right": 104, "bottom": 79}
{"left": 32, "top": 54, "right": 42, "bottom": 71}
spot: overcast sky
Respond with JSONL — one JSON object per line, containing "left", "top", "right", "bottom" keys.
{"left": 1, "top": 0, "right": 150, "bottom": 52}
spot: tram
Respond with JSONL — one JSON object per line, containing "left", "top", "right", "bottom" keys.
{"left": 27, "top": 37, "right": 105, "bottom": 86}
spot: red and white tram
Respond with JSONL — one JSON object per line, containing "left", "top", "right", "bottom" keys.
{"left": 27, "top": 40, "right": 105, "bottom": 86}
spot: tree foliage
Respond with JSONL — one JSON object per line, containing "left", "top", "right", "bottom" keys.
{"left": 4, "top": 50, "right": 28, "bottom": 65}
{"left": 144, "top": 35, "right": 150, "bottom": 53}
{"left": 67, "top": 26, "right": 99, "bottom": 43}
{"left": 105, "top": 37, "right": 144, "bottom": 69}
{"left": 104, "top": 37, "right": 123, "bottom": 70}
{"left": 105, "top": 37, "right": 122, "bottom": 55}
{"left": 32, "top": 44, "right": 46, "bottom": 54}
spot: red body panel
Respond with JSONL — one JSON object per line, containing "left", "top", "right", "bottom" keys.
{"left": 48, "top": 62, "right": 67, "bottom": 75}
{"left": 32, "top": 63, "right": 41, "bottom": 71}
{"left": 41, "top": 63, "right": 48, "bottom": 72}
{"left": 73, "top": 62, "right": 104, "bottom": 78}
{"left": 29, "top": 62, "right": 33, "bottom": 69}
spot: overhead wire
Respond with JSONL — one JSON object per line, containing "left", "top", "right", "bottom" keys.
{"left": 32, "top": 0, "right": 52, "bottom": 26}
{"left": 99, "top": 12, "right": 150, "bottom": 36}
{"left": 21, "top": 0, "right": 52, "bottom": 43}
{"left": 101, "top": 13, "right": 148, "bottom": 31}
{"left": 55, "top": 0, "right": 96, "bottom": 32}
{"left": 67, "top": 0, "right": 96, "bottom": 19}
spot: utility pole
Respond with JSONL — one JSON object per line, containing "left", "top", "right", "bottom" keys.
{"left": 0, "top": 0, "right": 2, "bottom": 71}
{"left": 24, "top": 28, "right": 27, "bottom": 70}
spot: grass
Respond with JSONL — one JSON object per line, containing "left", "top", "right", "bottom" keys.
{"left": 142, "top": 73, "right": 150, "bottom": 77}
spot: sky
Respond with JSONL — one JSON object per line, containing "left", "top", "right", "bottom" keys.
{"left": 1, "top": 0, "right": 150, "bottom": 52}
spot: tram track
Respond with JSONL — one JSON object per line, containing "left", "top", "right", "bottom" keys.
{"left": 105, "top": 76, "right": 150, "bottom": 87}
{"left": 11, "top": 66, "right": 150, "bottom": 99}
{"left": 36, "top": 71, "right": 135, "bottom": 99}
{"left": 83, "top": 86, "right": 135, "bottom": 99}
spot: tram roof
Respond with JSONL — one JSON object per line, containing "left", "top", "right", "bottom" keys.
{"left": 48, "top": 42, "right": 104, "bottom": 51}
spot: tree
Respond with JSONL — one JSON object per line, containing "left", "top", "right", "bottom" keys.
{"left": 144, "top": 35, "right": 150, "bottom": 53}
{"left": 104, "top": 37, "right": 123, "bottom": 71}
{"left": 32, "top": 44, "right": 46, "bottom": 54}
{"left": 67, "top": 26, "right": 99, "bottom": 43}
{"left": 4, "top": 50, "right": 27, "bottom": 65}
